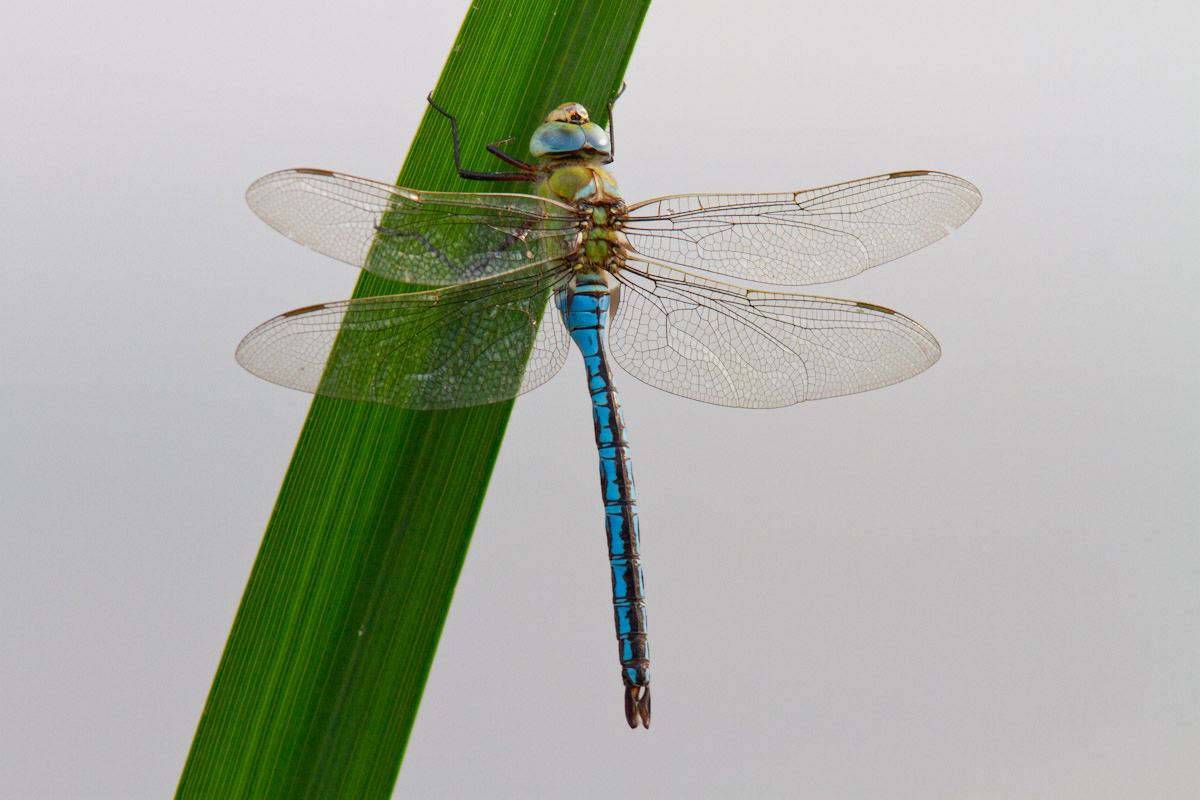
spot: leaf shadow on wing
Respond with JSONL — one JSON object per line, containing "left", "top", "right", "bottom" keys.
{"left": 246, "top": 169, "right": 582, "bottom": 286}
{"left": 236, "top": 265, "right": 574, "bottom": 410}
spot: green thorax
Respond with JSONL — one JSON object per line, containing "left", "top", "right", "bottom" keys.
{"left": 528, "top": 102, "right": 625, "bottom": 273}
{"left": 538, "top": 164, "right": 622, "bottom": 207}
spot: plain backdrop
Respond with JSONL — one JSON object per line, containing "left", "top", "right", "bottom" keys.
{"left": 2, "top": 1, "right": 1197, "bottom": 797}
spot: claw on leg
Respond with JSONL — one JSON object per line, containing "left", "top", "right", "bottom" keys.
{"left": 624, "top": 684, "right": 651, "bottom": 729}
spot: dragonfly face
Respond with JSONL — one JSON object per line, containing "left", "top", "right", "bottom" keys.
{"left": 238, "top": 94, "right": 981, "bottom": 729}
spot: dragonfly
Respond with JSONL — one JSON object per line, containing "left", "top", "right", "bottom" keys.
{"left": 237, "top": 91, "right": 981, "bottom": 729}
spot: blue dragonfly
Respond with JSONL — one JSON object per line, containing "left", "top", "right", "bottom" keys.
{"left": 237, "top": 93, "right": 980, "bottom": 728}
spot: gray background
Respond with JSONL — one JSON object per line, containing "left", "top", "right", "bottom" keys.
{"left": 3, "top": 0, "right": 1197, "bottom": 797}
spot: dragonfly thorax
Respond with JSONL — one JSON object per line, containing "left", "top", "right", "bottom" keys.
{"left": 578, "top": 206, "right": 627, "bottom": 275}
{"left": 540, "top": 163, "right": 622, "bottom": 205}
{"left": 539, "top": 167, "right": 627, "bottom": 277}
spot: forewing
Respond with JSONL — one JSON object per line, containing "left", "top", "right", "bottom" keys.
{"left": 622, "top": 171, "right": 980, "bottom": 286}
{"left": 608, "top": 260, "right": 941, "bottom": 408}
{"left": 246, "top": 169, "right": 581, "bottom": 285}
{"left": 236, "top": 267, "right": 572, "bottom": 410}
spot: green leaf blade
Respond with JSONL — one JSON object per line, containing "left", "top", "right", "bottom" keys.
{"left": 177, "top": 1, "right": 650, "bottom": 798}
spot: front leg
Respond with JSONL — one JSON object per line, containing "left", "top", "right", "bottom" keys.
{"left": 426, "top": 93, "right": 537, "bottom": 182}
{"left": 602, "top": 82, "right": 627, "bottom": 165}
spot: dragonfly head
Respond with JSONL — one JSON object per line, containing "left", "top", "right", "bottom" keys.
{"left": 530, "top": 102, "right": 611, "bottom": 160}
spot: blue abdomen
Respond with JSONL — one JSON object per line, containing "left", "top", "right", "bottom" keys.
{"left": 558, "top": 269, "right": 651, "bottom": 728}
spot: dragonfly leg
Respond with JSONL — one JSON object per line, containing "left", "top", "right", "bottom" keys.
{"left": 624, "top": 684, "right": 651, "bottom": 729}
{"left": 602, "top": 81, "right": 627, "bottom": 164}
{"left": 426, "top": 93, "right": 535, "bottom": 182}
{"left": 485, "top": 137, "right": 537, "bottom": 172}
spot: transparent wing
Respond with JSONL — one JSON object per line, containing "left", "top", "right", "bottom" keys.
{"left": 246, "top": 169, "right": 582, "bottom": 285}
{"left": 236, "top": 266, "right": 573, "bottom": 410}
{"left": 622, "top": 171, "right": 980, "bottom": 286}
{"left": 608, "top": 259, "right": 940, "bottom": 408}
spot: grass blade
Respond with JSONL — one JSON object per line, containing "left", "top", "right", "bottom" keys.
{"left": 177, "top": 1, "right": 650, "bottom": 797}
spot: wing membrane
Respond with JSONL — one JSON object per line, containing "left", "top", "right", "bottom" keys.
{"left": 246, "top": 169, "right": 582, "bottom": 285}
{"left": 622, "top": 171, "right": 980, "bottom": 286}
{"left": 608, "top": 260, "right": 941, "bottom": 408}
{"left": 236, "top": 266, "right": 573, "bottom": 409}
